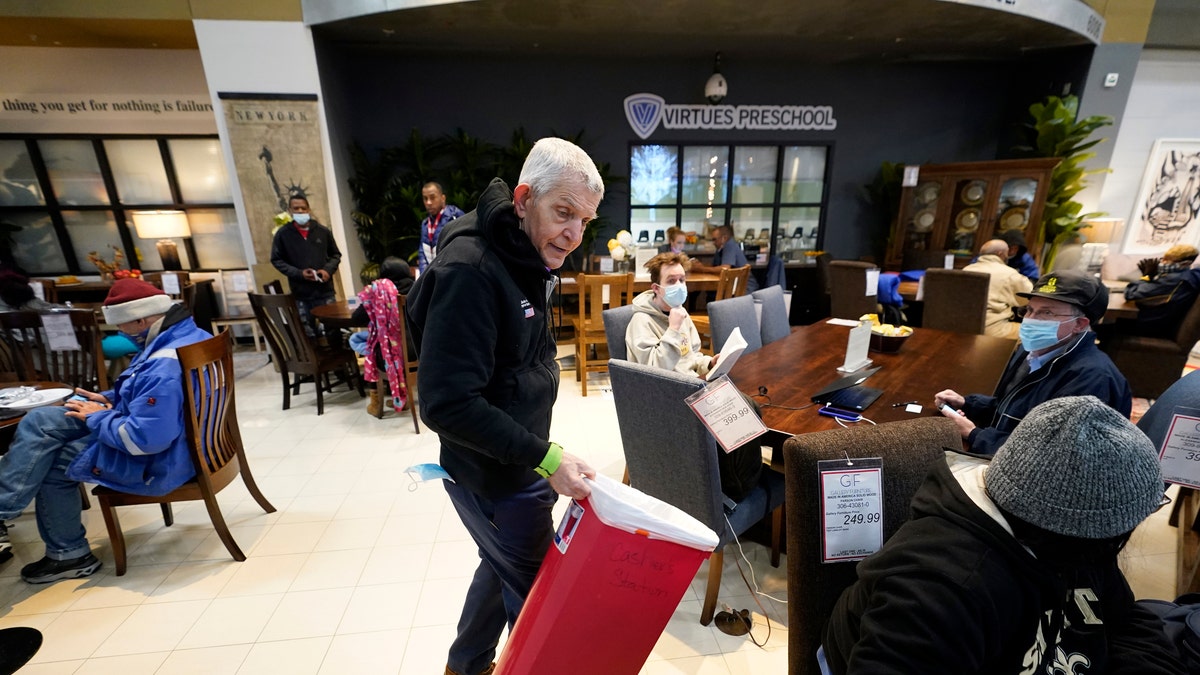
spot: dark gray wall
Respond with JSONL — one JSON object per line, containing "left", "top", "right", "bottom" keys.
{"left": 316, "top": 43, "right": 1089, "bottom": 261}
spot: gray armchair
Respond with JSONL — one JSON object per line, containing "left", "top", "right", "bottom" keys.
{"left": 828, "top": 261, "right": 878, "bottom": 320}
{"left": 753, "top": 285, "right": 791, "bottom": 345}
{"left": 707, "top": 294, "right": 764, "bottom": 355}
{"left": 609, "top": 358, "right": 783, "bottom": 626}
{"left": 602, "top": 304, "right": 637, "bottom": 362}
{"left": 922, "top": 268, "right": 991, "bottom": 335}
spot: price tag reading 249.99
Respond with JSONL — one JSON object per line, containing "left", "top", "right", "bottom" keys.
{"left": 685, "top": 376, "right": 768, "bottom": 454}
{"left": 818, "top": 458, "right": 884, "bottom": 563}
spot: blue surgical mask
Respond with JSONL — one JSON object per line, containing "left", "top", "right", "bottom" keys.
{"left": 1018, "top": 317, "right": 1073, "bottom": 352}
{"left": 292, "top": 213, "right": 311, "bottom": 225}
{"left": 122, "top": 327, "right": 151, "bottom": 349}
{"left": 404, "top": 463, "right": 454, "bottom": 491}
{"left": 662, "top": 282, "right": 688, "bottom": 308}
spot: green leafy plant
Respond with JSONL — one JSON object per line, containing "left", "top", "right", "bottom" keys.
{"left": 1017, "top": 95, "right": 1112, "bottom": 271}
{"left": 861, "top": 161, "right": 905, "bottom": 263}
{"left": 348, "top": 128, "right": 624, "bottom": 279}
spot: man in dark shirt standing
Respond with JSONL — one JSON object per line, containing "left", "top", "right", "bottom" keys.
{"left": 270, "top": 193, "right": 341, "bottom": 336}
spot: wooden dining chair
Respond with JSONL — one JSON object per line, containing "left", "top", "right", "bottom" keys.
{"left": 368, "top": 294, "right": 420, "bottom": 433}
{"left": 0, "top": 310, "right": 107, "bottom": 391}
{"left": 922, "top": 268, "right": 991, "bottom": 335}
{"left": 28, "top": 279, "right": 57, "bottom": 304}
{"left": 262, "top": 280, "right": 283, "bottom": 295}
{"left": 248, "top": 292, "right": 364, "bottom": 415}
{"left": 572, "top": 273, "right": 635, "bottom": 396}
{"left": 828, "top": 260, "right": 879, "bottom": 320}
{"left": 92, "top": 331, "right": 276, "bottom": 575}
{"left": 692, "top": 265, "right": 753, "bottom": 348}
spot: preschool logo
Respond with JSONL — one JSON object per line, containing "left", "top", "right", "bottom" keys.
{"left": 623, "top": 92, "right": 837, "bottom": 140}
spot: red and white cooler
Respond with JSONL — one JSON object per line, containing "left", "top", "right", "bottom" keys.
{"left": 494, "top": 474, "right": 719, "bottom": 675}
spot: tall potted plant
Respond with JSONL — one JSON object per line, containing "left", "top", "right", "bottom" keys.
{"left": 1018, "top": 95, "right": 1112, "bottom": 271}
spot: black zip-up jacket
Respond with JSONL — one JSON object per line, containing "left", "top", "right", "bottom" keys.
{"left": 822, "top": 460, "right": 1183, "bottom": 674}
{"left": 406, "top": 178, "right": 558, "bottom": 499}
{"left": 962, "top": 332, "right": 1131, "bottom": 456}
{"left": 270, "top": 221, "right": 341, "bottom": 301}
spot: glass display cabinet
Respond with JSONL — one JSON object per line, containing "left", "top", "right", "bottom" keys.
{"left": 886, "top": 158, "right": 1060, "bottom": 270}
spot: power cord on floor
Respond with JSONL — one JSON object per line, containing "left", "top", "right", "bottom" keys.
{"left": 714, "top": 512, "right": 786, "bottom": 649}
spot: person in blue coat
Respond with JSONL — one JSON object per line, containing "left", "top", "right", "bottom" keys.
{"left": 998, "top": 229, "right": 1041, "bottom": 282}
{"left": 0, "top": 279, "right": 211, "bottom": 583}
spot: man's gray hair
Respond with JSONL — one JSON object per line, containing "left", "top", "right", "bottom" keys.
{"left": 980, "top": 239, "right": 1009, "bottom": 257}
{"left": 518, "top": 137, "right": 605, "bottom": 200}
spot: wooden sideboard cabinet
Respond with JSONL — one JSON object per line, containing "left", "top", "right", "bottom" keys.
{"left": 886, "top": 158, "right": 1060, "bottom": 270}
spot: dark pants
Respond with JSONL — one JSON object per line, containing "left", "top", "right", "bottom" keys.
{"left": 444, "top": 479, "right": 557, "bottom": 675}
{"left": 295, "top": 293, "right": 337, "bottom": 341}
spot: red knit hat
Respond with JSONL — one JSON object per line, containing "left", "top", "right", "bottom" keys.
{"left": 102, "top": 278, "right": 175, "bottom": 324}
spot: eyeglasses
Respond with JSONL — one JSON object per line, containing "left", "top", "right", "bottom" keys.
{"left": 1021, "top": 308, "right": 1082, "bottom": 321}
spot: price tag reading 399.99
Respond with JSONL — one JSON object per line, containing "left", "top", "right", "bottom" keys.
{"left": 685, "top": 376, "right": 768, "bottom": 454}
{"left": 1157, "top": 410, "right": 1200, "bottom": 488}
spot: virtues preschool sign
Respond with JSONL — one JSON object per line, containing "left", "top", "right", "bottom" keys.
{"left": 624, "top": 93, "right": 837, "bottom": 140}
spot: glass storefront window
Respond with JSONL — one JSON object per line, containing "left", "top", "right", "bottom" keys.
{"left": 630, "top": 145, "right": 678, "bottom": 206}
{"left": 781, "top": 146, "right": 826, "bottom": 203}
{"left": 104, "top": 140, "right": 173, "bottom": 204}
{"left": 39, "top": 140, "right": 109, "bottom": 206}
{"left": 681, "top": 146, "right": 728, "bottom": 206}
{"left": 0, "top": 140, "right": 44, "bottom": 206}
{"left": 731, "top": 146, "right": 777, "bottom": 204}
{"left": 187, "top": 209, "right": 247, "bottom": 268}
{"left": 6, "top": 212, "right": 65, "bottom": 272}
{"left": 61, "top": 210, "right": 122, "bottom": 273}
{"left": 168, "top": 139, "right": 233, "bottom": 203}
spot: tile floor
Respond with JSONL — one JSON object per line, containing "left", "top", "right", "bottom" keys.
{"left": 0, "top": 348, "right": 1179, "bottom": 674}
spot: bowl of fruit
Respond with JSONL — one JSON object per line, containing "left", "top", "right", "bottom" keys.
{"left": 860, "top": 314, "right": 915, "bottom": 353}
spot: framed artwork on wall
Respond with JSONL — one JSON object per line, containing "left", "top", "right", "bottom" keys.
{"left": 1123, "top": 138, "right": 1200, "bottom": 256}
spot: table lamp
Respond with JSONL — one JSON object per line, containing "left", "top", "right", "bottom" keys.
{"left": 131, "top": 210, "right": 192, "bottom": 271}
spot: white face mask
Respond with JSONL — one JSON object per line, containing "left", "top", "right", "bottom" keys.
{"left": 662, "top": 282, "right": 688, "bottom": 308}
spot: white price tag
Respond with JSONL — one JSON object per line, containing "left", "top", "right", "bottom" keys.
{"left": 41, "top": 313, "right": 81, "bottom": 352}
{"left": 29, "top": 282, "right": 44, "bottom": 301}
{"left": 840, "top": 320, "right": 872, "bottom": 373}
{"left": 902, "top": 165, "right": 920, "bottom": 187}
{"left": 944, "top": 253, "right": 954, "bottom": 269}
{"left": 1157, "top": 409, "right": 1200, "bottom": 488}
{"left": 600, "top": 257, "right": 614, "bottom": 273}
{"left": 231, "top": 273, "right": 249, "bottom": 293}
{"left": 916, "top": 275, "right": 926, "bottom": 302}
{"left": 161, "top": 273, "right": 181, "bottom": 295}
{"left": 818, "top": 458, "right": 884, "bottom": 563}
{"left": 865, "top": 268, "right": 879, "bottom": 297}
{"left": 685, "top": 376, "right": 768, "bottom": 454}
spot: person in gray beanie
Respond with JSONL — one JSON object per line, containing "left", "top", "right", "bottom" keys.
{"left": 821, "top": 396, "right": 1182, "bottom": 674}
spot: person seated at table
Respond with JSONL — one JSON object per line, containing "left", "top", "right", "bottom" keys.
{"left": 820, "top": 396, "right": 1182, "bottom": 675}
{"left": 934, "top": 271, "right": 1130, "bottom": 457}
{"left": 0, "top": 270, "right": 61, "bottom": 313}
{"left": 626, "top": 252, "right": 763, "bottom": 500}
{"left": 658, "top": 227, "right": 686, "bottom": 254}
{"left": 626, "top": 252, "right": 714, "bottom": 378}
{"left": 690, "top": 225, "right": 759, "bottom": 293}
{"left": 963, "top": 238, "right": 1033, "bottom": 339}
{"left": 0, "top": 279, "right": 210, "bottom": 582}
{"left": 347, "top": 257, "right": 415, "bottom": 415}
{"left": 1119, "top": 244, "right": 1200, "bottom": 338}
{"left": 998, "top": 229, "right": 1041, "bottom": 283}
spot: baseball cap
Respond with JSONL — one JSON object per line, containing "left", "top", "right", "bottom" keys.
{"left": 1017, "top": 271, "right": 1107, "bottom": 324}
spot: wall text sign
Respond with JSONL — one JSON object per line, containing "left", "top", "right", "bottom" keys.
{"left": 624, "top": 93, "right": 837, "bottom": 140}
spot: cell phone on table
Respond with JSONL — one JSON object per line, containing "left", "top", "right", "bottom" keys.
{"left": 68, "top": 394, "right": 88, "bottom": 403}
{"left": 818, "top": 405, "right": 862, "bottom": 422}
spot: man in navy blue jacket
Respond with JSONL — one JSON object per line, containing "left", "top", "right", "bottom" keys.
{"left": 934, "top": 271, "right": 1131, "bottom": 456}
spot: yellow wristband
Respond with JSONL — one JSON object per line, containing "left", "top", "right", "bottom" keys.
{"left": 534, "top": 442, "right": 563, "bottom": 478}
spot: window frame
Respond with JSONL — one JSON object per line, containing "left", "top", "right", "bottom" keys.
{"left": 627, "top": 140, "right": 834, "bottom": 252}
{"left": 0, "top": 132, "right": 235, "bottom": 275}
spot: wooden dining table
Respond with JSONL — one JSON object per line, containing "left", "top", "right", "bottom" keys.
{"left": 727, "top": 321, "right": 1016, "bottom": 435}
{"left": 311, "top": 302, "right": 367, "bottom": 330}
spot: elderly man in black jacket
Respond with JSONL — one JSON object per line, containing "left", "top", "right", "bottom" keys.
{"left": 406, "top": 138, "right": 603, "bottom": 675}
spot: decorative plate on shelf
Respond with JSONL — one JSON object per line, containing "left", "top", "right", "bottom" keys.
{"left": 998, "top": 207, "right": 1028, "bottom": 231}
{"left": 955, "top": 209, "right": 981, "bottom": 233}
{"left": 911, "top": 209, "right": 936, "bottom": 233}
{"left": 960, "top": 181, "right": 986, "bottom": 205}
{"left": 917, "top": 182, "right": 940, "bottom": 204}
